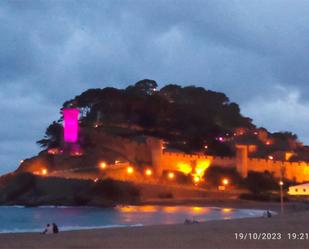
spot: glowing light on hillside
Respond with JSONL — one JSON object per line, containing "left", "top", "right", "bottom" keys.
{"left": 63, "top": 108, "right": 79, "bottom": 143}
{"left": 99, "top": 162, "right": 107, "bottom": 169}
{"left": 48, "top": 148, "right": 60, "bottom": 155}
{"left": 168, "top": 172, "right": 175, "bottom": 179}
{"left": 204, "top": 145, "right": 208, "bottom": 149}
{"left": 94, "top": 178, "right": 98, "bottom": 182}
{"left": 127, "top": 167, "right": 134, "bottom": 174}
{"left": 41, "top": 169, "right": 48, "bottom": 175}
{"left": 20, "top": 160, "right": 24, "bottom": 164}
{"left": 218, "top": 137, "right": 224, "bottom": 142}
{"left": 268, "top": 156, "right": 274, "bottom": 160}
{"left": 145, "top": 169, "right": 152, "bottom": 176}
{"left": 222, "top": 178, "right": 229, "bottom": 186}
{"left": 279, "top": 180, "right": 284, "bottom": 186}
{"left": 177, "top": 162, "right": 192, "bottom": 174}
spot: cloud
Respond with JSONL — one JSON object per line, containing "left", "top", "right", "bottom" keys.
{"left": 0, "top": 0, "right": 309, "bottom": 173}
{"left": 242, "top": 85, "right": 309, "bottom": 142}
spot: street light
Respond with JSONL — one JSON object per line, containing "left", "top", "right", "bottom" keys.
{"left": 145, "top": 169, "right": 152, "bottom": 176}
{"left": 99, "top": 162, "right": 107, "bottom": 169}
{"left": 41, "top": 168, "right": 48, "bottom": 175}
{"left": 168, "top": 172, "right": 175, "bottom": 180}
{"left": 127, "top": 167, "right": 134, "bottom": 174}
{"left": 279, "top": 180, "right": 284, "bottom": 214}
{"left": 193, "top": 176, "right": 200, "bottom": 184}
{"left": 222, "top": 178, "right": 229, "bottom": 186}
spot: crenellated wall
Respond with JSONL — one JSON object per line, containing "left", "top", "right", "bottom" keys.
{"left": 160, "top": 151, "right": 236, "bottom": 177}
{"left": 247, "top": 158, "right": 309, "bottom": 182}
{"left": 19, "top": 129, "right": 309, "bottom": 183}
{"left": 161, "top": 152, "right": 236, "bottom": 170}
{"left": 160, "top": 151, "right": 309, "bottom": 183}
{"left": 83, "top": 132, "right": 309, "bottom": 183}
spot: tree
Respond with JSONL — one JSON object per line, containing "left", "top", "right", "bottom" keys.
{"left": 204, "top": 166, "right": 243, "bottom": 187}
{"left": 37, "top": 121, "right": 63, "bottom": 149}
{"left": 126, "top": 79, "right": 158, "bottom": 95}
{"left": 245, "top": 171, "right": 278, "bottom": 195}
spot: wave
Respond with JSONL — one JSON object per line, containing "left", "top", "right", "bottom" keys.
{"left": 1, "top": 205, "right": 25, "bottom": 208}
{"left": 0, "top": 205, "right": 107, "bottom": 209}
{"left": 0, "top": 224, "right": 143, "bottom": 234}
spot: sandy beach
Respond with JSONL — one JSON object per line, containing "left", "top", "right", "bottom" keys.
{"left": 0, "top": 201, "right": 308, "bottom": 249}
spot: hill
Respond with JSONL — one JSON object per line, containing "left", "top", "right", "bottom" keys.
{"left": 36, "top": 79, "right": 305, "bottom": 159}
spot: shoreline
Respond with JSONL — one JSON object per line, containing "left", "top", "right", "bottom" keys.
{"left": 1, "top": 209, "right": 309, "bottom": 248}
{"left": 2, "top": 197, "right": 307, "bottom": 210}
{"left": 0, "top": 199, "right": 308, "bottom": 235}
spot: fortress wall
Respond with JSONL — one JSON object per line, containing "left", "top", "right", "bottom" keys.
{"left": 247, "top": 158, "right": 309, "bottom": 182}
{"left": 161, "top": 152, "right": 235, "bottom": 172}
{"left": 161, "top": 152, "right": 211, "bottom": 171}
{"left": 161, "top": 151, "right": 309, "bottom": 182}
{"left": 85, "top": 131, "right": 309, "bottom": 182}
{"left": 161, "top": 152, "right": 196, "bottom": 170}
{"left": 211, "top": 156, "right": 236, "bottom": 168}
{"left": 247, "top": 158, "right": 277, "bottom": 174}
{"left": 86, "top": 130, "right": 153, "bottom": 164}
{"left": 282, "top": 161, "right": 309, "bottom": 182}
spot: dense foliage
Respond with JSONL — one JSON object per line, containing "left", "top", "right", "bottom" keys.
{"left": 245, "top": 171, "right": 278, "bottom": 195}
{"left": 203, "top": 166, "right": 243, "bottom": 187}
{"left": 37, "top": 79, "right": 303, "bottom": 157}
{"left": 37, "top": 80, "right": 254, "bottom": 155}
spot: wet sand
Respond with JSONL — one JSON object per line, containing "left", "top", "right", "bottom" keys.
{"left": 0, "top": 201, "right": 308, "bottom": 249}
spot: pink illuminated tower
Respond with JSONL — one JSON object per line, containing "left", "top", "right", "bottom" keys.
{"left": 63, "top": 108, "right": 79, "bottom": 143}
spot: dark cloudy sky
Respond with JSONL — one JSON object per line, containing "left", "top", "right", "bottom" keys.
{"left": 1, "top": 0, "right": 309, "bottom": 174}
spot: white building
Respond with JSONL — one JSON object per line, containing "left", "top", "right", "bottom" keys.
{"left": 288, "top": 183, "right": 309, "bottom": 196}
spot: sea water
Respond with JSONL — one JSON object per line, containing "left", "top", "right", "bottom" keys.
{"left": 0, "top": 205, "right": 266, "bottom": 233}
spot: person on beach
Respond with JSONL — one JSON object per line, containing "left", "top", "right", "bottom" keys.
{"left": 263, "top": 210, "right": 272, "bottom": 218}
{"left": 52, "top": 223, "right": 59, "bottom": 234}
{"left": 43, "top": 224, "right": 53, "bottom": 234}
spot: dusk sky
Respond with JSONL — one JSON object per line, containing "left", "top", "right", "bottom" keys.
{"left": 1, "top": 0, "right": 309, "bottom": 174}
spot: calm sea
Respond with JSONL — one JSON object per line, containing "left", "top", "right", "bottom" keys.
{"left": 0, "top": 205, "right": 266, "bottom": 233}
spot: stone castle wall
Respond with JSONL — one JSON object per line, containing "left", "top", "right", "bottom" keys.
{"left": 160, "top": 151, "right": 309, "bottom": 183}
{"left": 82, "top": 132, "right": 309, "bottom": 183}
{"left": 247, "top": 158, "right": 309, "bottom": 182}
{"left": 160, "top": 152, "right": 235, "bottom": 171}
{"left": 85, "top": 129, "right": 154, "bottom": 165}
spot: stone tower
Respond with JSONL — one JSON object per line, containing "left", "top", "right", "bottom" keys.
{"left": 236, "top": 144, "right": 248, "bottom": 178}
{"left": 146, "top": 137, "right": 163, "bottom": 176}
